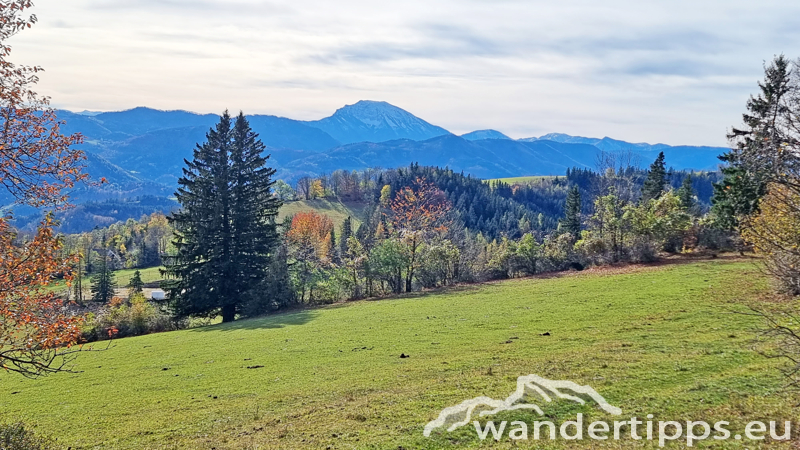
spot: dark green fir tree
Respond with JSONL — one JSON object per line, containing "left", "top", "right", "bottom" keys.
{"left": 90, "top": 249, "right": 117, "bottom": 303}
{"left": 164, "top": 111, "right": 281, "bottom": 322}
{"left": 128, "top": 269, "right": 144, "bottom": 295}
{"left": 560, "top": 185, "right": 581, "bottom": 240}
{"left": 711, "top": 56, "right": 789, "bottom": 230}
{"left": 677, "top": 175, "right": 696, "bottom": 212}
{"left": 340, "top": 216, "right": 352, "bottom": 255}
{"left": 641, "top": 151, "right": 667, "bottom": 202}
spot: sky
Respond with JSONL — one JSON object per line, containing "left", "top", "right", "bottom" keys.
{"left": 9, "top": 0, "right": 800, "bottom": 146}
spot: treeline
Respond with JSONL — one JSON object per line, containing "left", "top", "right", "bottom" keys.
{"left": 13, "top": 196, "right": 178, "bottom": 233}
{"left": 279, "top": 156, "right": 727, "bottom": 305}
{"left": 282, "top": 165, "right": 720, "bottom": 241}
{"left": 62, "top": 160, "right": 729, "bottom": 312}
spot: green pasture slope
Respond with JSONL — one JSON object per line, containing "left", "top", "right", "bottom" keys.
{"left": 2, "top": 259, "right": 793, "bottom": 449}
{"left": 278, "top": 198, "right": 366, "bottom": 228}
{"left": 485, "top": 175, "right": 556, "bottom": 184}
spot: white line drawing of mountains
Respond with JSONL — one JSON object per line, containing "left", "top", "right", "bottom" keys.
{"left": 423, "top": 374, "right": 623, "bottom": 437}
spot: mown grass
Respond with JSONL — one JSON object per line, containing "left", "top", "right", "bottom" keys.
{"left": 2, "top": 259, "right": 792, "bottom": 449}
{"left": 278, "top": 198, "right": 366, "bottom": 229}
{"left": 47, "top": 266, "right": 165, "bottom": 296}
{"left": 485, "top": 175, "right": 556, "bottom": 184}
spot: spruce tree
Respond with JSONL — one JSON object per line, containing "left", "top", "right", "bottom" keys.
{"left": 641, "top": 152, "right": 667, "bottom": 202}
{"left": 711, "top": 56, "right": 789, "bottom": 230}
{"left": 677, "top": 175, "right": 696, "bottom": 211}
{"left": 73, "top": 253, "right": 84, "bottom": 304}
{"left": 560, "top": 185, "right": 581, "bottom": 239}
{"left": 340, "top": 216, "right": 352, "bottom": 255}
{"left": 128, "top": 269, "right": 144, "bottom": 295}
{"left": 90, "top": 250, "right": 117, "bottom": 303}
{"left": 165, "top": 112, "right": 281, "bottom": 322}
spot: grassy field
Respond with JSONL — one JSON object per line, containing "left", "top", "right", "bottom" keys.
{"left": 485, "top": 175, "right": 556, "bottom": 184}
{"left": 3, "top": 258, "right": 792, "bottom": 449}
{"left": 278, "top": 198, "right": 366, "bottom": 228}
{"left": 48, "top": 266, "right": 165, "bottom": 296}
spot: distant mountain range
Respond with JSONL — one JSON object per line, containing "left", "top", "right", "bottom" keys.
{"left": 33, "top": 100, "right": 728, "bottom": 226}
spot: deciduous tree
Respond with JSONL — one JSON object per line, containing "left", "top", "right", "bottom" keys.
{"left": 285, "top": 211, "right": 333, "bottom": 301}
{"left": 742, "top": 184, "right": 800, "bottom": 294}
{"left": 390, "top": 177, "right": 452, "bottom": 292}
{"left": 0, "top": 0, "right": 89, "bottom": 376}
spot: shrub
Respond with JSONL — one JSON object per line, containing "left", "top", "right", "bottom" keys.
{"left": 742, "top": 184, "right": 800, "bottom": 295}
{"left": 416, "top": 239, "right": 460, "bottom": 288}
{"left": 539, "top": 232, "right": 575, "bottom": 272}
{"left": 0, "top": 422, "right": 59, "bottom": 450}
{"left": 81, "top": 293, "right": 185, "bottom": 341}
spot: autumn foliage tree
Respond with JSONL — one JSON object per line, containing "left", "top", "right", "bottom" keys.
{"left": 286, "top": 211, "right": 334, "bottom": 301}
{"left": 0, "top": 0, "right": 88, "bottom": 376}
{"left": 390, "top": 177, "right": 452, "bottom": 292}
{"left": 742, "top": 184, "right": 800, "bottom": 294}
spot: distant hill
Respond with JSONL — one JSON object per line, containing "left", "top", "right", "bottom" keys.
{"left": 303, "top": 100, "right": 451, "bottom": 144}
{"left": 280, "top": 135, "right": 723, "bottom": 181}
{"left": 523, "top": 132, "right": 675, "bottom": 155}
{"left": 460, "top": 129, "right": 511, "bottom": 140}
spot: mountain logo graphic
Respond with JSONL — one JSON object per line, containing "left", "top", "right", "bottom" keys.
{"left": 423, "top": 374, "right": 622, "bottom": 437}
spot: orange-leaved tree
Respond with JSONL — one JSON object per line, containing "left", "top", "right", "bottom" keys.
{"left": 390, "top": 177, "right": 451, "bottom": 292}
{"left": 285, "top": 211, "right": 333, "bottom": 301}
{"left": 0, "top": 1, "right": 88, "bottom": 377}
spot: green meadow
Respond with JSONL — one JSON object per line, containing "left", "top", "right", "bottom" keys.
{"left": 2, "top": 258, "right": 793, "bottom": 449}
{"left": 277, "top": 198, "right": 366, "bottom": 228}
{"left": 485, "top": 175, "right": 556, "bottom": 185}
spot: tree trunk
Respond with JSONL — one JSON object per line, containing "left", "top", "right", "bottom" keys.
{"left": 222, "top": 304, "right": 236, "bottom": 323}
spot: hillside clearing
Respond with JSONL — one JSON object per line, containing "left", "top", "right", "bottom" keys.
{"left": 485, "top": 175, "right": 557, "bottom": 184}
{"left": 277, "top": 198, "right": 366, "bottom": 229}
{"left": 2, "top": 259, "right": 791, "bottom": 449}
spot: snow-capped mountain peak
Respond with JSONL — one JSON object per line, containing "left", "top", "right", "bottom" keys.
{"left": 305, "top": 100, "right": 451, "bottom": 145}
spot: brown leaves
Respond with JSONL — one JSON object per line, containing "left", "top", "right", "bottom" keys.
{"left": 286, "top": 211, "right": 334, "bottom": 263}
{"left": 390, "top": 177, "right": 451, "bottom": 235}
{"left": 0, "top": 215, "right": 85, "bottom": 376}
{"left": 0, "top": 2, "right": 89, "bottom": 376}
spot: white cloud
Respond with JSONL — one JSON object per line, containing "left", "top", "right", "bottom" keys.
{"left": 10, "top": 0, "right": 800, "bottom": 146}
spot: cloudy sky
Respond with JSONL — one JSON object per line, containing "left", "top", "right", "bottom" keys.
{"left": 9, "top": 0, "right": 800, "bottom": 146}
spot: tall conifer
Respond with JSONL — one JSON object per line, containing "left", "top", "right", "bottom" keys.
{"left": 560, "top": 185, "right": 581, "bottom": 239}
{"left": 677, "top": 175, "right": 696, "bottom": 211}
{"left": 641, "top": 152, "right": 667, "bottom": 202}
{"left": 90, "top": 247, "right": 117, "bottom": 303}
{"left": 340, "top": 216, "right": 352, "bottom": 255}
{"left": 165, "top": 112, "right": 281, "bottom": 322}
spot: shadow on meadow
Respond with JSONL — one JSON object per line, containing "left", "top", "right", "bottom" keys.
{"left": 190, "top": 309, "right": 319, "bottom": 332}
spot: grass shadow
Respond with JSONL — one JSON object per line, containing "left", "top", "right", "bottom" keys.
{"left": 190, "top": 308, "right": 318, "bottom": 332}
{"left": 361, "top": 284, "right": 484, "bottom": 302}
